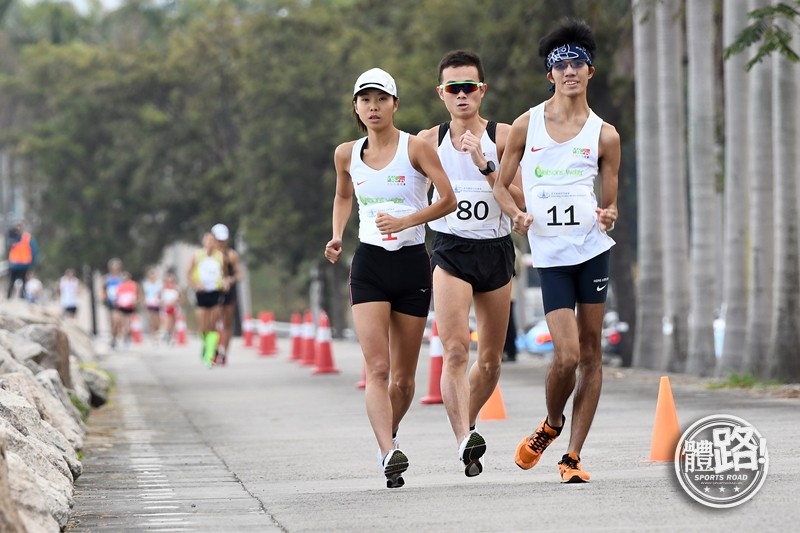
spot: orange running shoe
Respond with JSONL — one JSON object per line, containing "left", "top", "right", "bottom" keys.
{"left": 514, "top": 415, "right": 565, "bottom": 470}
{"left": 558, "top": 452, "right": 590, "bottom": 483}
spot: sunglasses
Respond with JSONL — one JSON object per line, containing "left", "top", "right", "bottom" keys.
{"left": 552, "top": 59, "right": 589, "bottom": 71}
{"left": 439, "top": 81, "right": 484, "bottom": 94}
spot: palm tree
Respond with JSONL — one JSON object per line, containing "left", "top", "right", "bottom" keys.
{"left": 656, "top": 0, "right": 689, "bottom": 372}
{"left": 631, "top": 0, "right": 664, "bottom": 370}
{"left": 718, "top": 0, "right": 750, "bottom": 376}
{"left": 743, "top": 0, "right": 774, "bottom": 379}
{"left": 767, "top": 24, "right": 800, "bottom": 383}
{"left": 685, "top": 0, "right": 718, "bottom": 376}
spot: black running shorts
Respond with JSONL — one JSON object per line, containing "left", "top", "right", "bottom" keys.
{"left": 430, "top": 232, "right": 514, "bottom": 293}
{"left": 195, "top": 290, "right": 222, "bottom": 309}
{"left": 349, "top": 242, "right": 432, "bottom": 317}
{"left": 538, "top": 250, "right": 611, "bottom": 314}
{"left": 221, "top": 284, "right": 237, "bottom": 306}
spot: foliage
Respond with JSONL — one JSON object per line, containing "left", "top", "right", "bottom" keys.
{"left": 707, "top": 373, "right": 781, "bottom": 390}
{"left": 724, "top": 1, "right": 800, "bottom": 69}
{"left": 69, "top": 392, "right": 90, "bottom": 423}
{"left": 0, "top": 0, "right": 635, "bottom": 299}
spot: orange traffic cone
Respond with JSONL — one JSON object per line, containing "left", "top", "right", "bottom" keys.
{"left": 242, "top": 313, "right": 254, "bottom": 347}
{"left": 479, "top": 384, "right": 507, "bottom": 421}
{"left": 301, "top": 310, "right": 316, "bottom": 366}
{"left": 175, "top": 311, "right": 187, "bottom": 345}
{"left": 313, "top": 312, "right": 339, "bottom": 374}
{"left": 421, "top": 319, "right": 444, "bottom": 404}
{"left": 259, "top": 311, "right": 277, "bottom": 356}
{"left": 290, "top": 312, "right": 303, "bottom": 361}
{"left": 130, "top": 314, "right": 143, "bottom": 344}
{"left": 356, "top": 363, "right": 367, "bottom": 389}
{"left": 650, "top": 376, "right": 681, "bottom": 462}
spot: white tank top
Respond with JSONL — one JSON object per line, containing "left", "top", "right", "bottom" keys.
{"left": 520, "top": 102, "right": 614, "bottom": 267}
{"left": 350, "top": 131, "right": 429, "bottom": 251}
{"left": 428, "top": 123, "right": 511, "bottom": 239}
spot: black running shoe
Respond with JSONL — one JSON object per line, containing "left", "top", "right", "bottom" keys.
{"left": 382, "top": 449, "right": 409, "bottom": 488}
{"left": 459, "top": 431, "right": 486, "bottom": 477}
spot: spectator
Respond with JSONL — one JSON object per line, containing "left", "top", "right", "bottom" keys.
{"left": 24, "top": 270, "right": 44, "bottom": 304}
{"left": 59, "top": 268, "right": 81, "bottom": 319}
{"left": 6, "top": 220, "right": 39, "bottom": 299}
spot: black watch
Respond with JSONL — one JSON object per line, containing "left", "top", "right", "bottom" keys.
{"left": 479, "top": 160, "right": 496, "bottom": 175}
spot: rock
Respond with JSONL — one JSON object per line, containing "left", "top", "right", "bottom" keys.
{"left": 62, "top": 321, "right": 98, "bottom": 365}
{"left": 0, "top": 345, "right": 29, "bottom": 376}
{"left": 0, "top": 391, "right": 76, "bottom": 480}
{"left": 15, "top": 325, "right": 72, "bottom": 389}
{"left": 0, "top": 330, "right": 46, "bottom": 365}
{"left": 6, "top": 450, "right": 64, "bottom": 532}
{"left": 0, "top": 430, "right": 26, "bottom": 533}
{"left": 36, "top": 369, "right": 87, "bottom": 430}
{"left": 80, "top": 366, "right": 112, "bottom": 407}
{"left": 69, "top": 355, "right": 92, "bottom": 407}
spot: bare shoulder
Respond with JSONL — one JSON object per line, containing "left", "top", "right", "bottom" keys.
{"left": 512, "top": 110, "right": 532, "bottom": 130}
{"left": 408, "top": 133, "right": 436, "bottom": 155}
{"left": 600, "top": 122, "right": 620, "bottom": 144}
{"left": 416, "top": 125, "right": 440, "bottom": 147}
{"left": 494, "top": 122, "right": 513, "bottom": 140}
{"left": 599, "top": 122, "right": 621, "bottom": 153}
{"left": 334, "top": 140, "right": 357, "bottom": 165}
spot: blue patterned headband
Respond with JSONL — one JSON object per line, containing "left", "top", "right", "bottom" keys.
{"left": 545, "top": 44, "right": 593, "bottom": 71}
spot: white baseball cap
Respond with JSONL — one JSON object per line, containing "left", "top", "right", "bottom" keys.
{"left": 211, "top": 223, "right": 229, "bottom": 241}
{"left": 353, "top": 68, "right": 397, "bottom": 98}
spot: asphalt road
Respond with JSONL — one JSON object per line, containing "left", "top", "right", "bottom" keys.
{"left": 67, "top": 334, "right": 799, "bottom": 532}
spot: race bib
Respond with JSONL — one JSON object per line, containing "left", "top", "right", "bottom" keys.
{"left": 117, "top": 291, "right": 136, "bottom": 309}
{"left": 360, "top": 202, "right": 417, "bottom": 248}
{"left": 529, "top": 184, "right": 596, "bottom": 237}
{"left": 162, "top": 288, "right": 179, "bottom": 305}
{"left": 445, "top": 180, "right": 502, "bottom": 232}
{"left": 106, "top": 285, "right": 118, "bottom": 301}
{"left": 197, "top": 257, "right": 222, "bottom": 291}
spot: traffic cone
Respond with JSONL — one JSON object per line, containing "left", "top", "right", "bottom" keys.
{"left": 175, "top": 311, "right": 187, "bottom": 345}
{"left": 649, "top": 376, "right": 681, "bottom": 462}
{"left": 421, "top": 319, "right": 444, "bottom": 404}
{"left": 259, "top": 311, "right": 277, "bottom": 356}
{"left": 479, "top": 384, "right": 507, "bottom": 421}
{"left": 242, "top": 313, "right": 254, "bottom": 347}
{"left": 313, "top": 312, "right": 339, "bottom": 374}
{"left": 301, "top": 310, "right": 316, "bottom": 366}
{"left": 356, "top": 363, "right": 366, "bottom": 389}
{"left": 130, "top": 314, "right": 143, "bottom": 344}
{"left": 290, "top": 312, "right": 303, "bottom": 361}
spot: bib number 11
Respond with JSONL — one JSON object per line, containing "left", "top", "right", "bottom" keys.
{"left": 546, "top": 205, "right": 580, "bottom": 227}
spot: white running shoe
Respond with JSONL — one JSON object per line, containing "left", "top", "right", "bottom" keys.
{"left": 381, "top": 448, "right": 408, "bottom": 489}
{"left": 458, "top": 431, "right": 486, "bottom": 477}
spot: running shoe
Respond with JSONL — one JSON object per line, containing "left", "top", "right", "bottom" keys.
{"left": 558, "top": 452, "right": 590, "bottom": 483}
{"left": 514, "top": 415, "right": 565, "bottom": 470}
{"left": 381, "top": 448, "right": 408, "bottom": 489}
{"left": 458, "top": 431, "right": 486, "bottom": 477}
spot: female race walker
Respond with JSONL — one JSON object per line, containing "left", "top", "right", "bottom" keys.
{"left": 324, "top": 67, "right": 456, "bottom": 488}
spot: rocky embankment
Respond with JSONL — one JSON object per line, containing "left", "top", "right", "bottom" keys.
{"left": 0, "top": 300, "right": 111, "bottom": 533}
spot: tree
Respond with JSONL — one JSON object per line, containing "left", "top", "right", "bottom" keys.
{"left": 743, "top": 0, "right": 775, "bottom": 379}
{"left": 767, "top": 22, "right": 800, "bottom": 383}
{"left": 656, "top": 0, "right": 689, "bottom": 372}
{"left": 718, "top": 0, "right": 750, "bottom": 376}
{"left": 684, "top": 0, "right": 718, "bottom": 376}
{"left": 724, "top": 0, "right": 800, "bottom": 68}
{"left": 631, "top": 0, "right": 663, "bottom": 370}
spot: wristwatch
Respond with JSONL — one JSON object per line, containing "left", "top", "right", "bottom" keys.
{"left": 479, "top": 160, "right": 496, "bottom": 175}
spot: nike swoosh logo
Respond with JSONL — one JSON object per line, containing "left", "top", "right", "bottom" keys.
{"left": 420, "top": 288, "right": 429, "bottom": 293}
{"left": 356, "top": 180, "right": 368, "bottom": 186}
{"left": 531, "top": 146, "right": 546, "bottom": 152}
{"left": 596, "top": 284, "right": 607, "bottom": 292}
